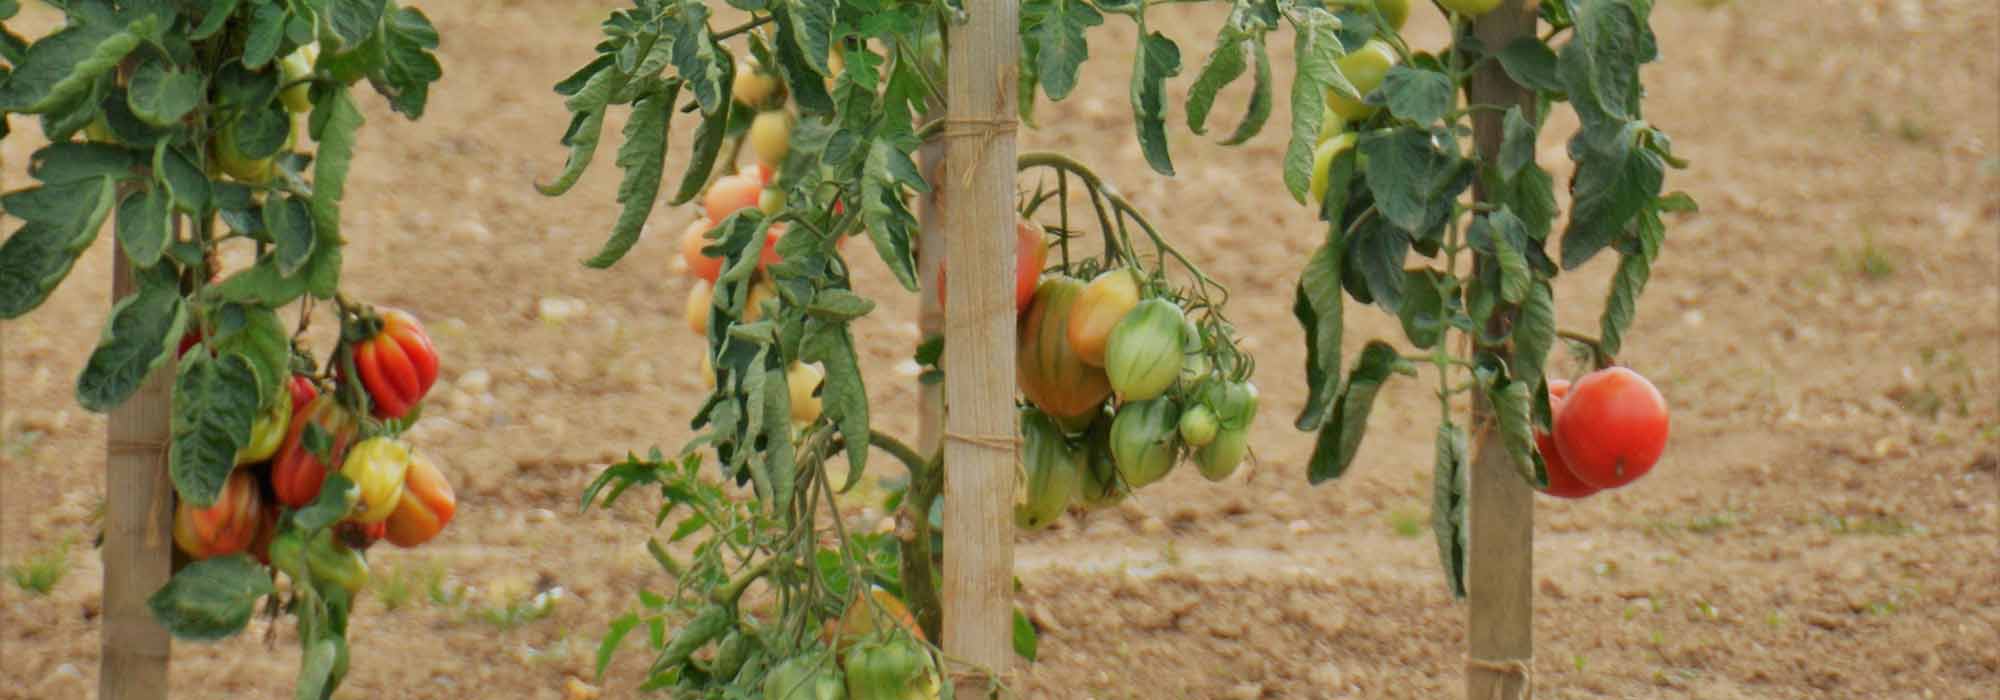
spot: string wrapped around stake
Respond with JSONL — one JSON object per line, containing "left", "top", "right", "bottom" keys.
{"left": 940, "top": 117, "right": 1019, "bottom": 188}
{"left": 943, "top": 431, "right": 1020, "bottom": 452}
{"left": 1464, "top": 654, "right": 1534, "bottom": 700}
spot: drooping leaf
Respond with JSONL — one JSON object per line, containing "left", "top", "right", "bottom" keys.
{"left": 1307, "top": 341, "right": 1412, "bottom": 483}
{"left": 1431, "top": 422, "right": 1468, "bottom": 598}
{"left": 0, "top": 20, "right": 143, "bottom": 113}
{"left": 1498, "top": 106, "right": 1536, "bottom": 178}
{"left": 146, "top": 555, "right": 274, "bottom": 641}
{"left": 1396, "top": 268, "right": 1448, "bottom": 350}
{"left": 1281, "top": 10, "right": 1341, "bottom": 202}
{"left": 1561, "top": 124, "right": 1663, "bottom": 269}
{"left": 1490, "top": 373, "right": 1547, "bottom": 489}
{"left": 1129, "top": 31, "right": 1181, "bottom": 176}
{"left": 859, "top": 139, "right": 923, "bottom": 290}
{"left": 1013, "top": 607, "right": 1040, "bottom": 662}
{"left": 114, "top": 187, "right": 172, "bottom": 268}
{"left": 1495, "top": 36, "right": 1561, "bottom": 93}
{"left": 1032, "top": 0, "right": 1102, "bottom": 101}
{"left": 1293, "top": 241, "right": 1344, "bottom": 430}
{"left": 170, "top": 352, "right": 260, "bottom": 507}
{"left": 668, "top": 100, "right": 728, "bottom": 205}
{"left": 585, "top": 84, "right": 676, "bottom": 269}
{"left": 1361, "top": 127, "right": 1456, "bottom": 234}
{"left": 805, "top": 289, "right": 876, "bottom": 321}
{"left": 307, "top": 87, "right": 363, "bottom": 297}
{"left": 27, "top": 142, "right": 143, "bottom": 183}
{"left": 0, "top": 222, "right": 87, "bottom": 319}
{"left": 328, "top": 0, "right": 387, "bottom": 50}
{"left": 1184, "top": 30, "right": 1245, "bottom": 135}
{"left": 76, "top": 277, "right": 186, "bottom": 412}
{"left": 240, "top": 2, "right": 285, "bottom": 68}
{"left": 1598, "top": 246, "right": 1652, "bottom": 358}
{"left": 801, "top": 317, "right": 869, "bottom": 478}
{"left": 785, "top": 0, "right": 836, "bottom": 77}
{"left": 265, "top": 195, "right": 315, "bottom": 277}
{"left": 670, "top": 1, "right": 726, "bottom": 113}
{"left": 375, "top": 6, "right": 443, "bottom": 118}
{"left": 1218, "top": 35, "right": 1272, "bottom": 146}
{"left": 292, "top": 474, "right": 359, "bottom": 533}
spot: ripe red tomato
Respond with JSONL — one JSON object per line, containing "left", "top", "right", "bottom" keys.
{"left": 287, "top": 374, "right": 319, "bottom": 414}
{"left": 1536, "top": 379, "right": 1598, "bottom": 499}
{"left": 1017, "top": 276, "right": 1113, "bottom": 425}
{"left": 740, "top": 162, "right": 775, "bottom": 186}
{"left": 703, "top": 174, "right": 763, "bottom": 223}
{"left": 1554, "top": 367, "right": 1669, "bottom": 490}
{"left": 759, "top": 223, "right": 787, "bottom": 270}
{"left": 938, "top": 217, "right": 1047, "bottom": 313}
{"left": 172, "top": 470, "right": 265, "bottom": 560}
{"left": 272, "top": 395, "right": 358, "bottom": 508}
{"left": 680, "top": 218, "right": 722, "bottom": 283}
{"left": 349, "top": 308, "right": 439, "bottom": 419}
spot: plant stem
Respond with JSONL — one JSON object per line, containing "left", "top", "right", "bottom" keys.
{"left": 713, "top": 15, "right": 775, "bottom": 42}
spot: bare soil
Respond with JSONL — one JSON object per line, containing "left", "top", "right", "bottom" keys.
{"left": 4, "top": 1, "right": 1998, "bottom": 699}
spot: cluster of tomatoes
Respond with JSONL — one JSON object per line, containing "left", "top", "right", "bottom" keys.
{"left": 997, "top": 227, "right": 1260, "bottom": 530}
{"left": 172, "top": 308, "right": 456, "bottom": 594}
{"left": 672, "top": 59, "right": 830, "bottom": 426}
{"left": 1534, "top": 366, "right": 1671, "bottom": 499}
{"left": 758, "top": 586, "right": 942, "bottom": 700}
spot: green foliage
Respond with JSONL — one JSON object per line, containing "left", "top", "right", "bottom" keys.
{"left": 6, "top": 538, "right": 72, "bottom": 595}
{"left": 147, "top": 555, "right": 276, "bottom": 641}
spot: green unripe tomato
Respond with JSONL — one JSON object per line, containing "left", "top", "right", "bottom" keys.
{"left": 1439, "top": 0, "right": 1503, "bottom": 18}
{"left": 1179, "top": 404, "right": 1219, "bottom": 447}
{"left": 279, "top": 43, "right": 320, "bottom": 114}
{"left": 214, "top": 123, "right": 276, "bottom": 184}
{"left": 1309, "top": 132, "right": 1359, "bottom": 205}
{"left": 1324, "top": 40, "right": 1398, "bottom": 122}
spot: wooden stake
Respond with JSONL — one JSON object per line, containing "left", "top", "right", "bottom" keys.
{"left": 940, "top": 1, "right": 1020, "bottom": 695}
{"left": 100, "top": 248, "right": 175, "bottom": 700}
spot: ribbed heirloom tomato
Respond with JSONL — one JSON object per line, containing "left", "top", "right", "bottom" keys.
{"left": 1111, "top": 397, "right": 1181, "bottom": 488}
{"left": 1104, "top": 298, "right": 1186, "bottom": 402}
{"left": 172, "top": 470, "right": 265, "bottom": 560}
{"left": 1015, "top": 408, "right": 1082, "bottom": 530}
{"left": 272, "top": 395, "right": 358, "bottom": 508}
{"left": 938, "top": 217, "right": 1046, "bottom": 314}
{"left": 1536, "top": 379, "right": 1598, "bottom": 499}
{"left": 340, "top": 437, "right": 414, "bottom": 524}
{"left": 1554, "top": 367, "right": 1670, "bottom": 490}
{"left": 384, "top": 451, "right": 455, "bottom": 547}
{"left": 349, "top": 308, "right": 439, "bottom": 419}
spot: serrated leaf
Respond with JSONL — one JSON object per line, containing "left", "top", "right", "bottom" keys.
{"left": 0, "top": 21, "right": 141, "bottom": 113}
{"left": 1034, "top": 0, "right": 1101, "bottom": 101}
{"left": 1561, "top": 125, "right": 1663, "bottom": 269}
{"left": 860, "top": 139, "right": 921, "bottom": 290}
{"left": 585, "top": 85, "right": 675, "bottom": 269}
{"left": 170, "top": 352, "right": 260, "bottom": 506}
{"left": 371, "top": 6, "right": 440, "bottom": 118}
{"left": 146, "top": 555, "right": 274, "bottom": 641}
{"left": 805, "top": 289, "right": 875, "bottom": 321}
{"left": 1361, "top": 128, "right": 1454, "bottom": 234}
{"left": 801, "top": 317, "right": 869, "bottom": 478}
{"left": 1218, "top": 37, "right": 1272, "bottom": 146}
{"left": 126, "top": 60, "right": 202, "bottom": 127}
{"left": 1281, "top": 14, "right": 1340, "bottom": 202}
{"left": 1348, "top": 219, "right": 1409, "bottom": 311}
{"left": 668, "top": 101, "right": 727, "bottom": 205}
{"left": 115, "top": 187, "right": 172, "bottom": 268}
{"left": 770, "top": 6, "right": 832, "bottom": 114}
{"left": 75, "top": 278, "right": 185, "bottom": 412}
{"left": 1380, "top": 65, "right": 1452, "bottom": 125}
{"left": 785, "top": 0, "right": 834, "bottom": 76}
{"left": 1185, "top": 32, "right": 1244, "bottom": 135}
{"left": 1293, "top": 241, "right": 1343, "bottom": 430}
{"left": 1489, "top": 161, "right": 1558, "bottom": 243}
{"left": 1308, "top": 341, "right": 1409, "bottom": 483}
{"left": 537, "top": 64, "right": 625, "bottom": 196}
{"left": 670, "top": 1, "right": 725, "bottom": 113}
{"left": 1130, "top": 31, "right": 1180, "bottom": 176}
{"left": 1431, "top": 422, "right": 1468, "bottom": 598}
{"left": 308, "top": 87, "right": 363, "bottom": 288}
{"left": 264, "top": 195, "right": 315, "bottom": 276}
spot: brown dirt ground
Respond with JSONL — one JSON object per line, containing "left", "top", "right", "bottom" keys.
{"left": 4, "top": 1, "right": 1998, "bottom": 698}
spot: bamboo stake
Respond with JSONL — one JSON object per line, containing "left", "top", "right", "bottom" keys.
{"left": 1465, "top": 2, "right": 1540, "bottom": 700}
{"left": 939, "top": 0, "right": 1020, "bottom": 695}
{"left": 100, "top": 247, "right": 175, "bottom": 700}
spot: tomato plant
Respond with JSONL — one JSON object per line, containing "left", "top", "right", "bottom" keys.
{"left": 542, "top": 1, "right": 1262, "bottom": 693}
{"left": 0, "top": 1, "right": 462, "bottom": 695}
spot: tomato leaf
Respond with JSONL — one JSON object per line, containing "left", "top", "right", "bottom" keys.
{"left": 1129, "top": 31, "right": 1180, "bottom": 176}
{"left": 1495, "top": 37, "right": 1561, "bottom": 93}
{"left": 240, "top": 2, "right": 286, "bottom": 69}
{"left": 1281, "top": 10, "right": 1341, "bottom": 203}
{"left": 27, "top": 142, "right": 143, "bottom": 183}
{"left": 170, "top": 352, "right": 260, "bottom": 506}
{"left": 1292, "top": 241, "right": 1344, "bottom": 430}
{"left": 258, "top": 195, "right": 314, "bottom": 277}
{"left": 1218, "top": 35, "right": 1272, "bottom": 146}
{"left": 1598, "top": 241, "right": 1654, "bottom": 359}
{"left": 210, "top": 304, "right": 290, "bottom": 400}
{"left": 190, "top": 0, "right": 239, "bottom": 41}
{"left": 1489, "top": 371, "right": 1548, "bottom": 489}
{"left": 125, "top": 59, "right": 203, "bottom": 128}
{"left": 1561, "top": 122, "right": 1663, "bottom": 270}
{"left": 115, "top": 187, "right": 172, "bottom": 268}
{"left": 327, "top": 0, "right": 385, "bottom": 51}
{"left": 769, "top": 3, "right": 832, "bottom": 114}
{"left": 374, "top": 6, "right": 443, "bottom": 118}
{"left": 0, "top": 19, "right": 143, "bottom": 113}
{"left": 806, "top": 289, "right": 876, "bottom": 321}
{"left": 2, "top": 175, "right": 117, "bottom": 231}
{"left": 146, "top": 555, "right": 275, "bottom": 641}
{"left": 585, "top": 84, "right": 676, "bottom": 269}
{"left": 153, "top": 144, "right": 211, "bottom": 215}
{"left": 206, "top": 255, "right": 310, "bottom": 306}
{"left": 1360, "top": 127, "right": 1455, "bottom": 235}
{"left": 294, "top": 638, "right": 342, "bottom": 700}
{"left": 1307, "top": 341, "right": 1410, "bottom": 483}
{"left": 802, "top": 317, "right": 870, "bottom": 478}
{"left": 1013, "top": 607, "right": 1040, "bottom": 662}
{"left": 75, "top": 276, "right": 184, "bottom": 413}
{"left": 596, "top": 613, "right": 642, "bottom": 680}
{"left": 1396, "top": 268, "right": 1448, "bottom": 350}
{"left": 668, "top": 100, "right": 728, "bottom": 205}
{"left": 294, "top": 474, "right": 360, "bottom": 533}
{"left": 1031, "top": 0, "right": 1102, "bottom": 102}
{"left": 1484, "top": 160, "right": 1557, "bottom": 243}
{"left": 1379, "top": 65, "right": 1452, "bottom": 125}
{"left": 784, "top": 0, "right": 835, "bottom": 78}
{"left": 0, "top": 222, "right": 87, "bottom": 319}
{"left": 1431, "top": 422, "right": 1469, "bottom": 598}
{"left": 1184, "top": 29, "right": 1246, "bottom": 137}
{"left": 1512, "top": 280, "right": 1557, "bottom": 409}
{"left": 1557, "top": 0, "right": 1648, "bottom": 127}
{"left": 537, "top": 62, "right": 625, "bottom": 197}
{"left": 860, "top": 139, "right": 922, "bottom": 291}
{"left": 1346, "top": 218, "right": 1409, "bottom": 312}
{"left": 1498, "top": 106, "right": 1536, "bottom": 179}
{"left": 668, "top": 0, "right": 725, "bottom": 114}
